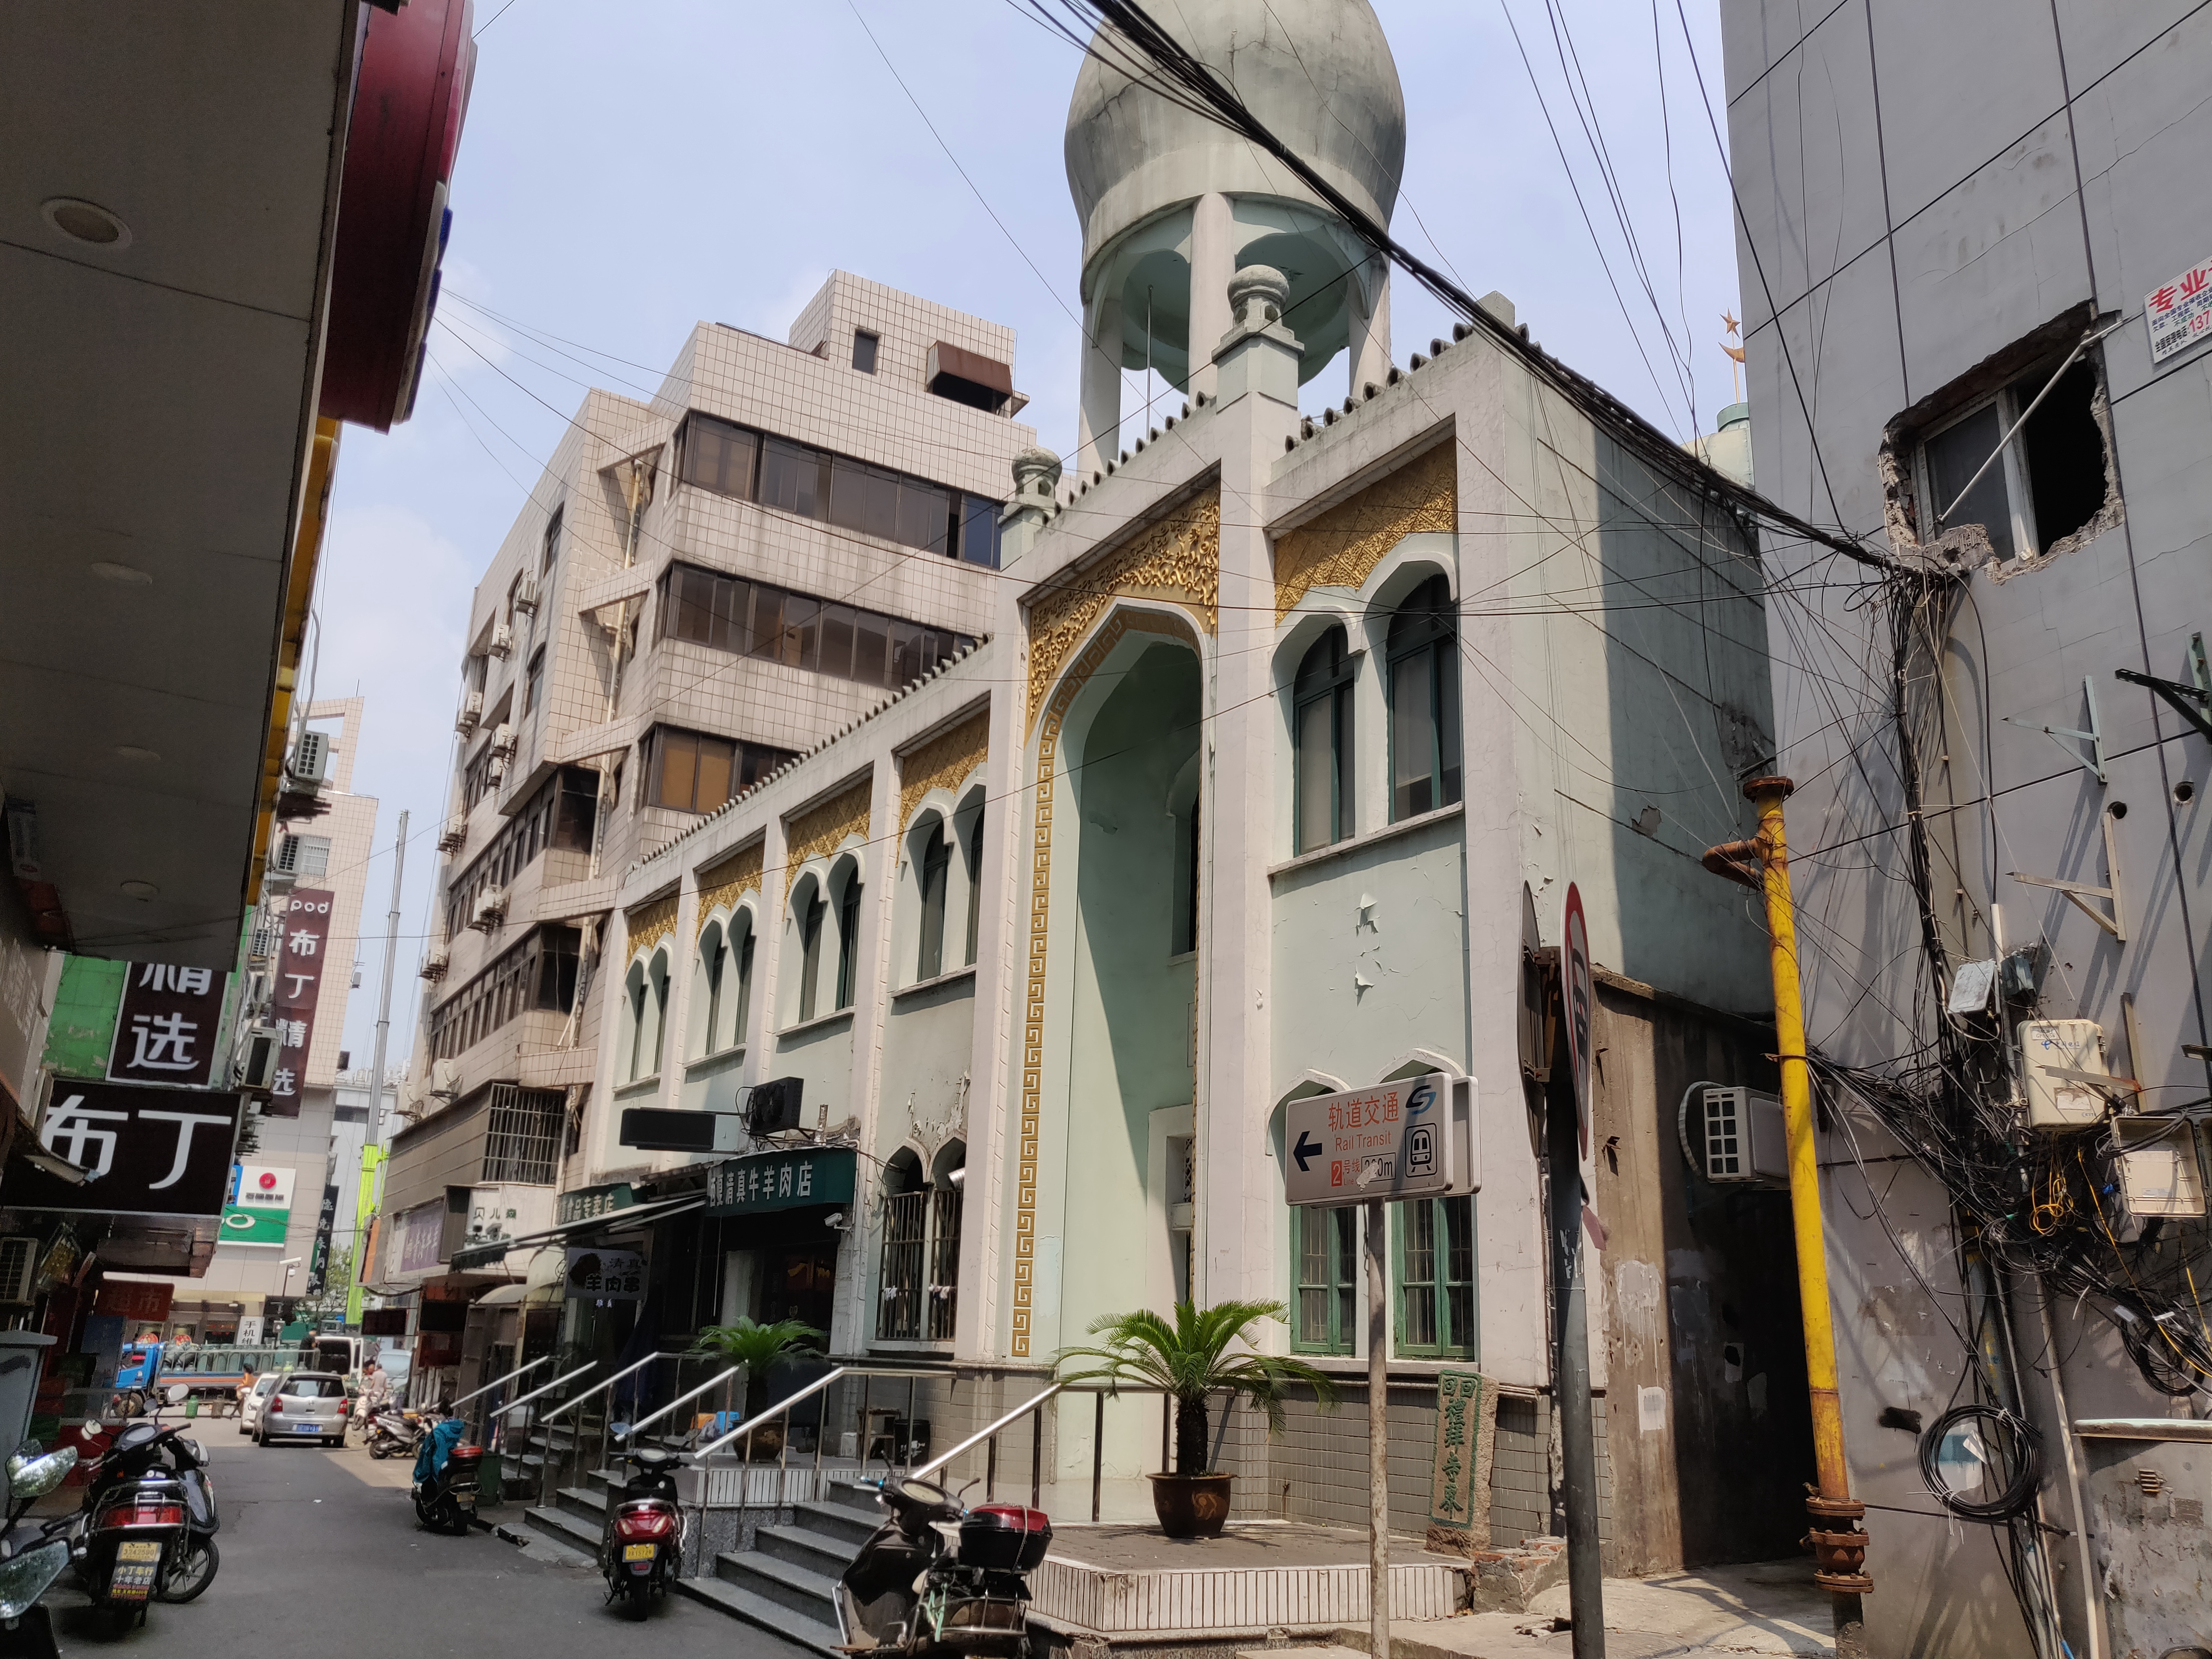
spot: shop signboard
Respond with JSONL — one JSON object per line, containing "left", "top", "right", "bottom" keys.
{"left": 219, "top": 1165, "right": 296, "bottom": 1247}
{"left": 703, "top": 1147, "right": 857, "bottom": 1217}
{"left": 2, "top": 1081, "right": 241, "bottom": 1216}
{"left": 266, "top": 889, "right": 335, "bottom": 1118}
{"left": 92, "top": 1281, "right": 174, "bottom": 1324}
{"left": 394, "top": 1200, "right": 445, "bottom": 1275}
{"left": 556, "top": 1182, "right": 635, "bottom": 1226}
{"left": 563, "top": 1247, "right": 645, "bottom": 1301}
{"left": 107, "top": 963, "right": 230, "bottom": 1088}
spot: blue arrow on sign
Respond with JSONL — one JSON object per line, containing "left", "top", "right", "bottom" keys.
{"left": 1293, "top": 1130, "right": 1322, "bottom": 1172}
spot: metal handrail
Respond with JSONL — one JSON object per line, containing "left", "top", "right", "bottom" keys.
{"left": 492, "top": 1361, "right": 597, "bottom": 1422}
{"left": 619, "top": 1365, "right": 744, "bottom": 1443}
{"left": 541, "top": 1352, "right": 667, "bottom": 1423}
{"left": 910, "top": 1382, "right": 1063, "bottom": 1482}
{"left": 447, "top": 1354, "right": 553, "bottom": 1413}
{"left": 689, "top": 1366, "right": 850, "bottom": 1460}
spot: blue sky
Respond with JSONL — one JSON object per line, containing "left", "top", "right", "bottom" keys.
{"left": 318, "top": 0, "right": 1743, "bottom": 1069}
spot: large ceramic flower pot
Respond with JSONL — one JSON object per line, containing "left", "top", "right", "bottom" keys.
{"left": 1148, "top": 1472, "right": 1234, "bottom": 1538}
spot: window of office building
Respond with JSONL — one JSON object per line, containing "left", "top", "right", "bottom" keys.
{"left": 655, "top": 563, "right": 975, "bottom": 691}
{"left": 1916, "top": 356, "right": 2111, "bottom": 564}
{"left": 424, "top": 925, "right": 583, "bottom": 1061}
{"left": 638, "top": 726, "right": 794, "bottom": 816}
{"left": 853, "top": 330, "right": 879, "bottom": 373}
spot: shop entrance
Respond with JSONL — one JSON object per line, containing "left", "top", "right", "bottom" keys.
{"left": 762, "top": 1247, "right": 837, "bottom": 1334}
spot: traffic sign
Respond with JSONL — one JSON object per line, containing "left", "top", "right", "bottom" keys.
{"left": 1561, "top": 883, "right": 1593, "bottom": 1154}
{"left": 1282, "top": 1074, "right": 1477, "bottom": 1207}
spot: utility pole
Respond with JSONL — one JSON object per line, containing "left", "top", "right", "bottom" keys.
{"left": 1546, "top": 1041, "right": 1605, "bottom": 1656}
{"left": 1364, "top": 1197, "right": 1389, "bottom": 1659}
{"left": 1707, "top": 778, "right": 1870, "bottom": 1657}
{"left": 364, "top": 809, "right": 408, "bottom": 1200}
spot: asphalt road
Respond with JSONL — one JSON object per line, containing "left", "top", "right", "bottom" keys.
{"left": 33, "top": 1427, "right": 815, "bottom": 1659}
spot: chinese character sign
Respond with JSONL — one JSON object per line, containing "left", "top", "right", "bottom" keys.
{"left": 2147, "top": 254, "right": 2212, "bottom": 366}
{"left": 266, "top": 890, "right": 335, "bottom": 1117}
{"left": 1425, "top": 1369, "right": 1496, "bottom": 1550}
{"left": 702, "top": 1148, "right": 858, "bottom": 1216}
{"left": 1, "top": 1081, "right": 241, "bottom": 1216}
{"left": 108, "top": 962, "right": 229, "bottom": 1087}
{"left": 218, "top": 1164, "right": 296, "bottom": 1247}
{"left": 564, "top": 1247, "right": 646, "bottom": 1301}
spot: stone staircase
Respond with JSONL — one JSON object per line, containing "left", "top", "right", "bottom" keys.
{"left": 510, "top": 1436, "right": 880, "bottom": 1655}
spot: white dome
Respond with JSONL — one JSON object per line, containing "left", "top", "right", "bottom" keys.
{"left": 1064, "top": 0, "right": 1407, "bottom": 273}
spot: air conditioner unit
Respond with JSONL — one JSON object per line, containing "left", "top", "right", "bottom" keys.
{"left": 420, "top": 945, "right": 450, "bottom": 982}
{"left": 489, "top": 622, "right": 515, "bottom": 659}
{"left": 2021, "top": 1019, "right": 2109, "bottom": 1130}
{"left": 286, "top": 729, "right": 331, "bottom": 792}
{"left": 431, "top": 1059, "right": 460, "bottom": 1102}
{"left": 1697, "top": 1086, "right": 1789, "bottom": 1185}
{"left": 0, "top": 1238, "right": 35, "bottom": 1306}
{"left": 490, "top": 722, "right": 517, "bottom": 758}
{"left": 745, "top": 1075, "right": 808, "bottom": 1138}
{"left": 513, "top": 575, "right": 539, "bottom": 616}
{"left": 236, "top": 1024, "right": 283, "bottom": 1091}
{"left": 456, "top": 689, "right": 484, "bottom": 735}
{"left": 470, "top": 886, "right": 507, "bottom": 930}
{"left": 486, "top": 755, "right": 507, "bottom": 787}
{"left": 437, "top": 813, "right": 467, "bottom": 853}
{"left": 249, "top": 918, "right": 280, "bottom": 964}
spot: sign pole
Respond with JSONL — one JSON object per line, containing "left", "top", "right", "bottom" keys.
{"left": 1553, "top": 883, "right": 1604, "bottom": 1656}
{"left": 1364, "top": 1196, "right": 1389, "bottom": 1659}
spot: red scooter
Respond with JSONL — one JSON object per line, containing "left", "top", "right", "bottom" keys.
{"left": 601, "top": 1447, "right": 684, "bottom": 1621}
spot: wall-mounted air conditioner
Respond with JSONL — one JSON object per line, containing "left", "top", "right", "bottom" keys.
{"left": 1698, "top": 1086, "right": 1789, "bottom": 1185}
{"left": 431, "top": 1059, "right": 460, "bottom": 1102}
{"left": 489, "top": 722, "right": 517, "bottom": 758}
{"left": 513, "top": 575, "right": 539, "bottom": 616}
{"left": 437, "top": 813, "right": 467, "bottom": 853}
{"left": 249, "top": 918, "right": 280, "bottom": 964}
{"left": 0, "top": 1237, "right": 37, "bottom": 1305}
{"left": 236, "top": 1024, "right": 283, "bottom": 1091}
{"left": 470, "top": 886, "right": 507, "bottom": 930}
{"left": 486, "top": 755, "right": 507, "bottom": 787}
{"left": 456, "top": 689, "right": 484, "bottom": 735}
{"left": 420, "top": 946, "right": 450, "bottom": 982}
{"left": 489, "top": 622, "right": 515, "bottom": 659}
{"left": 285, "top": 729, "right": 330, "bottom": 793}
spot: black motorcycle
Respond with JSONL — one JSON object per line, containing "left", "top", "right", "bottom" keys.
{"left": 411, "top": 1414, "right": 482, "bottom": 1535}
{"left": 600, "top": 1447, "right": 684, "bottom": 1621}
{"left": 834, "top": 1478, "right": 1050, "bottom": 1659}
{"left": 57, "top": 1391, "right": 218, "bottom": 1608}
{"left": 365, "top": 1405, "right": 423, "bottom": 1462}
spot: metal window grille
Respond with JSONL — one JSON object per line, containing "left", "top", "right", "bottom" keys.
{"left": 878, "top": 1190, "right": 928, "bottom": 1341}
{"left": 480, "top": 1084, "right": 566, "bottom": 1185}
{"left": 926, "top": 1187, "right": 962, "bottom": 1341}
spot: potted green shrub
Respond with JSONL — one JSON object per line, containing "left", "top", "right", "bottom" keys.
{"left": 1055, "top": 1299, "right": 1336, "bottom": 1538}
{"left": 689, "top": 1317, "right": 824, "bottom": 1460}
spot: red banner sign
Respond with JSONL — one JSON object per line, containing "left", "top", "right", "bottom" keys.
{"left": 93, "top": 1281, "right": 174, "bottom": 1324}
{"left": 267, "top": 889, "right": 335, "bottom": 1118}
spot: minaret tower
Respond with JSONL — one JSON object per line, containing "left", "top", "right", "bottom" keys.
{"left": 1063, "top": 0, "right": 1407, "bottom": 470}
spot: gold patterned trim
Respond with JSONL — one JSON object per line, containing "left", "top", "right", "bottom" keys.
{"left": 626, "top": 892, "right": 680, "bottom": 959}
{"left": 1010, "top": 609, "right": 1197, "bottom": 1358}
{"left": 1272, "top": 443, "right": 1456, "bottom": 622}
{"left": 696, "top": 840, "right": 763, "bottom": 936}
{"left": 782, "top": 779, "right": 874, "bottom": 901}
{"left": 898, "top": 713, "right": 990, "bottom": 834}
{"left": 1024, "top": 489, "right": 1219, "bottom": 735}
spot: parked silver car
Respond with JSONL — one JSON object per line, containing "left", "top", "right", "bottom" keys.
{"left": 255, "top": 1372, "right": 349, "bottom": 1448}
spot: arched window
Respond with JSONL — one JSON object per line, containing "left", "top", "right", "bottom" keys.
{"left": 875, "top": 1140, "right": 966, "bottom": 1345}
{"left": 1385, "top": 573, "right": 1463, "bottom": 820}
{"left": 692, "top": 921, "right": 725, "bottom": 1062}
{"left": 834, "top": 864, "right": 865, "bottom": 1012}
{"left": 728, "top": 912, "right": 756, "bottom": 1048}
{"left": 958, "top": 800, "right": 984, "bottom": 967}
{"left": 917, "top": 821, "right": 951, "bottom": 982}
{"left": 623, "top": 962, "right": 649, "bottom": 1081}
{"left": 1293, "top": 629, "right": 1355, "bottom": 852}
{"left": 646, "top": 949, "right": 670, "bottom": 1075}
{"left": 794, "top": 877, "right": 827, "bottom": 1023}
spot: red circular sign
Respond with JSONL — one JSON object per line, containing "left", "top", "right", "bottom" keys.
{"left": 258, "top": 1171, "right": 278, "bottom": 1190}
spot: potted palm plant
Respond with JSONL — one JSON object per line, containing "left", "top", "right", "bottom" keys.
{"left": 689, "top": 1316, "right": 824, "bottom": 1460}
{"left": 1055, "top": 1299, "right": 1336, "bottom": 1538}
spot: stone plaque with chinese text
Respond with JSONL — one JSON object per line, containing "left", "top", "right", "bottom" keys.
{"left": 1426, "top": 1368, "right": 1497, "bottom": 1553}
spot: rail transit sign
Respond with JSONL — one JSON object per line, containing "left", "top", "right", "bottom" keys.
{"left": 1282, "top": 1072, "right": 1477, "bottom": 1208}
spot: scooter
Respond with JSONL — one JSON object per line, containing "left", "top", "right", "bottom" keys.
{"left": 0, "top": 1443, "right": 78, "bottom": 1659}
{"left": 366, "top": 1405, "right": 424, "bottom": 1462}
{"left": 599, "top": 1446, "right": 684, "bottom": 1621}
{"left": 152, "top": 1423, "right": 219, "bottom": 1603}
{"left": 411, "top": 1411, "right": 482, "bottom": 1535}
{"left": 74, "top": 1465, "right": 187, "bottom": 1634}
{"left": 834, "top": 1477, "right": 1050, "bottom": 1659}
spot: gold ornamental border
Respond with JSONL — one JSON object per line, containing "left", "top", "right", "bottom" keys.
{"left": 696, "top": 839, "right": 764, "bottom": 937}
{"left": 1272, "top": 442, "right": 1456, "bottom": 622}
{"left": 1024, "top": 490, "right": 1219, "bottom": 736}
{"left": 898, "top": 712, "right": 990, "bottom": 834}
{"left": 781, "top": 778, "right": 874, "bottom": 902}
{"left": 1010, "top": 608, "right": 1198, "bottom": 1358}
{"left": 625, "top": 890, "right": 680, "bottom": 958}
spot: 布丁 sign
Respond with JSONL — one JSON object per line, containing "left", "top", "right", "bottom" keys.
{"left": 266, "top": 890, "right": 335, "bottom": 1118}
{"left": 2147, "top": 254, "right": 2212, "bottom": 365}
{"left": 1280, "top": 1073, "right": 1476, "bottom": 1207}
{"left": 704, "top": 1147, "right": 857, "bottom": 1216}
{"left": 3, "top": 1081, "right": 241, "bottom": 1216}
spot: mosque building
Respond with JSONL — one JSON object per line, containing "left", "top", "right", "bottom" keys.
{"left": 383, "top": 0, "right": 1804, "bottom": 1572}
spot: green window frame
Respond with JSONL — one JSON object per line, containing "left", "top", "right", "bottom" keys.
{"left": 1292, "top": 1205, "right": 1358, "bottom": 1355}
{"left": 1293, "top": 629, "right": 1355, "bottom": 854}
{"left": 1394, "top": 1195, "right": 1477, "bottom": 1358}
{"left": 1385, "top": 573, "right": 1464, "bottom": 822}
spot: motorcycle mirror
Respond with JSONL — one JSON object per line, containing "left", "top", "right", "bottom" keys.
{"left": 5, "top": 1448, "right": 77, "bottom": 1501}
{"left": 957, "top": 1477, "right": 980, "bottom": 1501}
{"left": 165, "top": 1384, "right": 188, "bottom": 1405}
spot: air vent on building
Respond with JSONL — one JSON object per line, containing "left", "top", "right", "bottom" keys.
{"left": 489, "top": 622, "right": 515, "bottom": 659}
{"left": 0, "top": 1237, "right": 36, "bottom": 1305}
{"left": 1699, "top": 1086, "right": 1789, "bottom": 1186}
{"left": 456, "top": 689, "right": 484, "bottom": 735}
{"left": 438, "top": 813, "right": 467, "bottom": 854}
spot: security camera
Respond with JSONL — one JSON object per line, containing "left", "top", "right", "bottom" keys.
{"left": 824, "top": 1211, "right": 849, "bottom": 1231}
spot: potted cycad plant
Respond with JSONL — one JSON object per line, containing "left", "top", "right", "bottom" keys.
{"left": 689, "top": 1317, "right": 824, "bottom": 1460}
{"left": 1055, "top": 1299, "right": 1336, "bottom": 1538}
